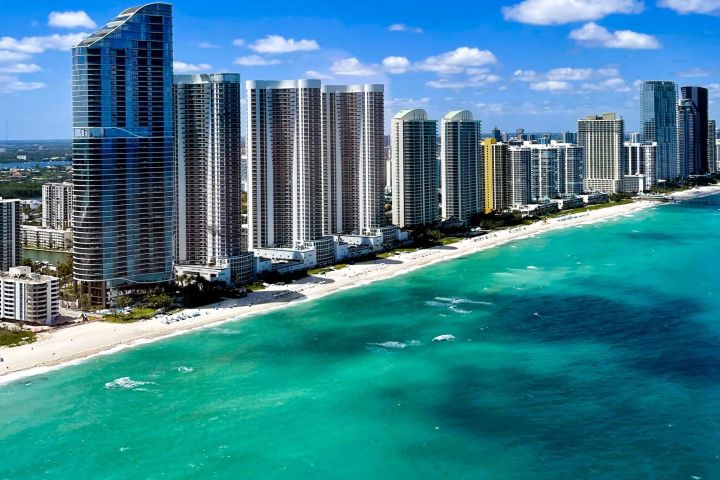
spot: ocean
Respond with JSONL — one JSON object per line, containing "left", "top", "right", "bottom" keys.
{"left": 1, "top": 198, "right": 719, "bottom": 479}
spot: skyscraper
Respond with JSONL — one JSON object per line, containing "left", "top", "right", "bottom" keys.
{"left": 41, "top": 182, "right": 73, "bottom": 230}
{"left": 246, "top": 80, "right": 323, "bottom": 249}
{"left": 391, "top": 109, "right": 439, "bottom": 228}
{"left": 677, "top": 98, "right": 697, "bottom": 178}
{"left": 508, "top": 146, "right": 531, "bottom": 207}
{"left": 482, "top": 138, "right": 497, "bottom": 213}
{"left": 72, "top": 4, "right": 174, "bottom": 306}
{"left": 174, "top": 73, "right": 243, "bottom": 267}
{"left": 0, "top": 198, "right": 22, "bottom": 271}
{"left": 708, "top": 120, "right": 717, "bottom": 174}
{"left": 440, "top": 110, "right": 482, "bottom": 223}
{"left": 681, "top": 86, "right": 709, "bottom": 174}
{"left": 578, "top": 113, "right": 625, "bottom": 193}
{"left": 321, "top": 84, "right": 385, "bottom": 235}
{"left": 490, "top": 142, "right": 510, "bottom": 212}
{"left": 640, "top": 81, "right": 678, "bottom": 181}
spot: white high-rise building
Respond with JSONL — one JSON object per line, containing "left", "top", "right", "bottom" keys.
{"left": 392, "top": 109, "right": 439, "bottom": 228}
{"left": 625, "top": 142, "right": 657, "bottom": 189}
{"left": 174, "top": 74, "right": 244, "bottom": 267}
{"left": 41, "top": 182, "right": 73, "bottom": 230}
{"left": 508, "top": 146, "right": 531, "bottom": 207}
{"left": 0, "top": 198, "right": 22, "bottom": 271}
{"left": 526, "top": 142, "right": 584, "bottom": 201}
{"left": 578, "top": 113, "right": 625, "bottom": 193}
{"left": 0, "top": 266, "right": 59, "bottom": 324}
{"left": 247, "top": 80, "right": 324, "bottom": 249}
{"left": 440, "top": 110, "right": 483, "bottom": 223}
{"left": 321, "top": 84, "right": 385, "bottom": 235}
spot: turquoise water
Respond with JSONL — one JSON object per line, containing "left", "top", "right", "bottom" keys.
{"left": 2, "top": 199, "right": 720, "bottom": 479}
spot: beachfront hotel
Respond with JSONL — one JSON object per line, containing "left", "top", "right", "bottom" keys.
{"left": 625, "top": 142, "right": 657, "bottom": 192}
{"left": 246, "top": 80, "right": 325, "bottom": 250}
{"left": 0, "top": 198, "right": 22, "bottom": 271}
{"left": 526, "top": 142, "right": 584, "bottom": 201}
{"left": 71, "top": 3, "right": 175, "bottom": 306}
{"left": 321, "top": 84, "right": 386, "bottom": 235}
{"left": 41, "top": 182, "right": 73, "bottom": 230}
{"left": 440, "top": 110, "right": 483, "bottom": 223}
{"left": 482, "top": 138, "right": 497, "bottom": 213}
{"left": 0, "top": 266, "right": 59, "bottom": 325}
{"left": 391, "top": 109, "right": 439, "bottom": 228}
{"left": 578, "top": 113, "right": 625, "bottom": 194}
{"left": 173, "top": 73, "right": 244, "bottom": 267}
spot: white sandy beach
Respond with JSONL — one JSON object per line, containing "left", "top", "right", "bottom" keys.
{"left": 2, "top": 185, "right": 720, "bottom": 384}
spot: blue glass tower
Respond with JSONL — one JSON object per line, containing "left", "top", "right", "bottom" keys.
{"left": 72, "top": 4, "right": 174, "bottom": 306}
{"left": 640, "top": 81, "right": 678, "bottom": 181}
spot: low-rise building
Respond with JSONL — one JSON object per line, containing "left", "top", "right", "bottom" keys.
{"left": 21, "top": 226, "right": 72, "bottom": 251}
{"left": 582, "top": 192, "right": 610, "bottom": 205}
{"left": 559, "top": 197, "right": 585, "bottom": 210}
{"left": 516, "top": 201, "right": 560, "bottom": 217}
{"left": 0, "top": 266, "right": 59, "bottom": 325}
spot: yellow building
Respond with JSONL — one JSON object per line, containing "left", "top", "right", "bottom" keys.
{"left": 482, "top": 138, "right": 496, "bottom": 213}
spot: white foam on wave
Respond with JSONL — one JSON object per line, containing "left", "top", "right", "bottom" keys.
{"left": 368, "top": 341, "right": 406, "bottom": 349}
{"left": 424, "top": 300, "right": 447, "bottom": 307}
{"left": 177, "top": 366, "right": 194, "bottom": 373}
{"left": 527, "top": 265, "right": 538, "bottom": 270}
{"left": 104, "top": 376, "right": 155, "bottom": 390}
{"left": 449, "top": 305, "right": 470, "bottom": 314}
{"left": 434, "top": 296, "right": 491, "bottom": 306}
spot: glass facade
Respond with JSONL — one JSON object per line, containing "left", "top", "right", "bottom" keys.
{"left": 640, "top": 81, "right": 678, "bottom": 181}
{"left": 72, "top": 4, "right": 174, "bottom": 301}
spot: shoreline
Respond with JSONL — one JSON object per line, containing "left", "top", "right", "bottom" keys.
{"left": 2, "top": 185, "right": 720, "bottom": 385}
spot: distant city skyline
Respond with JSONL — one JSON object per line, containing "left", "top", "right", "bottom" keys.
{"left": 2, "top": 0, "right": 720, "bottom": 139}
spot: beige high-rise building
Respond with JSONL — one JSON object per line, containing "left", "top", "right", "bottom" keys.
{"left": 440, "top": 110, "right": 483, "bottom": 223}
{"left": 41, "top": 182, "right": 73, "bottom": 230}
{"left": 246, "top": 80, "right": 323, "bottom": 249}
{"left": 578, "top": 113, "right": 625, "bottom": 193}
{"left": 391, "top": 109, "right": 439, "bottom": 228}
{"left": 321, "top": 84, "right": 385, "bottom": 235}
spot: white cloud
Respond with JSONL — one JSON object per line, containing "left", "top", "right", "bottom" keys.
{"left": 386, "top": 97, "right": 431, "bottom": 111}
{"left": 233, "top": 55, "right": 280, "bottom": 66}
{"left": 198, "top": 41, "right": 219, "bottom": 49}
{"left": 48, "top": 11, "right": 96, "bottom": 29}
{"left": 658, "top": 0, "right": 720, "bottom": 14}
{"left": 0, "top": 33, "right": 89, "bottom": 53}
{"left": 0, "top": 63, "right": 42, "bottom": 73}
{"left": 330, "top": 58, "right": 377, "bottom": 76}
{"left": 416, "top": 47, "right": 496, "bottom": 74}
{"left": 305, "top": 70, "right": 334, "bottom": 80}
{"left": 580, "top": 77, "right": 631, "bottom": 92}
{"left": 382, "top": 56, "right": 411, "bottom": 74}
{"left": 249, "top": 35, "right": 319, "bottom": 54}
{"left": 173, "top": 61, "right": 212, "bottom": 73}
{"left": 232, "top": 39, "right": 245, "bottom": 47}
{"left": 0, "top": 51, "right": 31, "bottom": 62}
{"left": 0, "top": 74, "right": 46, "bottom": 93}
{"left": 677, "top": 67, "right": 712, "bottom": 77}
{"left": 388, "top": 23, "right": 423, "bottom": 33}
{"left": 426, "top": 71, "right": 501, "bottom": 89}
{"left": 547, "top": 67, "right": 594, "bottom": 81}
{"left": 502, "top": 0, "right": 642, "bottom": 25}
{"left": 513, "top": 69, "right": 538, "bottom": 81}
{"left": 530, "top": 80, "right": 572, "bottom": 91}
{"left": 569, "top": 22, "right": 660, "bottom": 49}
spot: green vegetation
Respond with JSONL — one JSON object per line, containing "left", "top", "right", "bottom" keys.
{"left": 247, "top": 281, "right": 266, "bottom": 291}
{"left": 307, "top": 263, "right": 349, "bottom": 276}
{"left": 103, "top": 307, "right": 157, "bottom": 324}
{"left": 0, "top": 164, "right": 71, "bottom": 199}
{"left": 0, "top": 326, "right": 37, "bottom": 347}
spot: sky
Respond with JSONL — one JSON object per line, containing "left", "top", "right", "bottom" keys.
{"left": 0, "top": 0, "right": 719, "bottom": 139}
